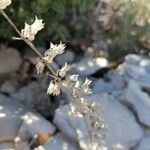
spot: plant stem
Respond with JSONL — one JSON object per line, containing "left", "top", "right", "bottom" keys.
{"left": 0, "top": 9, "right": 74, "bottom": 97}
{"left": 1, "top": 9, "right": 93, "bottom": 149}
{"left": 0, "top": 10, "right": 56, "bottom": 73}
{"left": 83, "top": 114, "right": 93, "bottom": 150}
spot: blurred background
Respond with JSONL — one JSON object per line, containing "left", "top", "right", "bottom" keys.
{"left": 0, "top": 0, "right": 149, "bottom": 61}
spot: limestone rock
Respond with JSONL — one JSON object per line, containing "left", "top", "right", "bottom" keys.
{"left": 0, "top": 94, "right": 56, "bottom": 144}
{"left": 53, "top": 94, "right": 143, "bottom": 149}
{"left": 0, "top": 95, "right": 27, "bottom": 142}
{"left": 93, "top": 71, "right": 125, "bottom": 94}
{"left": 34, "top": 133, "right": 79, "bottom": 150}
{"left": 71, "top": 57, "right": 108, "bottom": 76}
{"left": 1, "top": 80, "right": 18, "bottom": 94}
{"left": 0, "top": 142, "right": 15, "bottom": 150}
{"left": 136, "top": 137, "right": 150, "bottom": 150}
{"left": 11, "top": 81, "right": 51, "bottom": 117}
{"left": 0, "top": 48, "right": 22, "bottom": 75}
{"left": 118, "top": 54, "right": 150, "bottom": 91}
{"left": 55, "top": 50, "right": 75, "bottom": 66}
{"left": 18, "top": 112, "right": 56, "bottom": 141}
{"left": 124, "top": 79, "right": 150, "bottom": 126}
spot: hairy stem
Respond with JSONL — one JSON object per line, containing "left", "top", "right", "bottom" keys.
{"left": 0, "top": 9, "right": 74, "bottom": 99}
{"left": 83, "top": 114, "right": 93, "bottom": 150}
{"left": 1, "top": 9, "right": 93, "bottom": 149}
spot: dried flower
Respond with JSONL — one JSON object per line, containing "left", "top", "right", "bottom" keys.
{"left": 50, "top": 42, "right": 66, "bottom": 55}
{"left": 42, "top": 55, "right": 54, "bottom": 64}
{"left": 36, "top": 61, "right": 45, "bottom": 74}
{"left": 81, "top": 78, "right": 92, "bottom": 94}
{"left": 47, "top": 81, "right": 61, "bottom": 96}
{"left": 21, "top": 16, "right": 44, "bottom": 41}
{"left": 0, "top": 0, "right": 11, "bottom": 9}
{"left": 72, "top": 78, "right": 92, "bottom": 97}
{"left": 43, "top": 42, "right": 66, "bottom": 64}
{"left": 74, "top": 80, "right": 81, "bottom": 89}
{"left": 0, "top": 8, "right": 104, "bottom": 150}
{"left": 58, "top": 63, "right": 71, "bottom": 77}
{"left": 69, "top": 75, "right": 79, "bottom": 81}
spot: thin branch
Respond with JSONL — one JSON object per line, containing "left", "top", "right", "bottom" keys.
{"left": 83, "top": 114, "right": 93, "bottom": 150}
{"left": 0, "top": 9, "right": 75, "bottom": 101}
{"left": 1, "top": 9, "right": 93, "bottom": 149}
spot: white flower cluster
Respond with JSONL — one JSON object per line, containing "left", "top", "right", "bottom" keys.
{"left": 21, "top": 16, "right": 44, "bottom": 41}
{"left": 0, "top": 0, "right": 104, "bottom": 146}
{"left": 0, "top": 0, "right": 12, "bottom": 9}
{"left": 35, "top": 43, "right": 101, "bottom": 133}
{"left": 43, "top": 42, "right": 65, "bottom": 63}
{"left": 35, "top": 42, "right": 93, "bottom": 109}
{"left": 36, "top": 42, "right": 66, "bottom": 75}
{"left": 47, "top": 81, "right": 60, "bottom": 96}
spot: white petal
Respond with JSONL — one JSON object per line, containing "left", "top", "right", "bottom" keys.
{"left": 0, "top": 0, "right": 12, "bottom": 9}
{"left": 69, "top": 75, "right": 79, "bottom": 81}
{"left": 58, "top": 63, "right": 71, "bottom": 77}
{"left": 21, "top": 16, "right": 44, "bottom": 41}
{"left": 75, "top": 80, "right": 80, "bottom": 89}
{"left": 31, "top": 16, "right": 44, "bottom": 35}
{"left": 47, "top": 82, "right": 61, "bottom": 96}
{"left": 36, "top": 61, "right": 45, "bottom": 74}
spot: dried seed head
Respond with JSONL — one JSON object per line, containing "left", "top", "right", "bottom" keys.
{"left": 58, "top": 63, "right": 71, "bottom": 77}
{"left": 0, "top": 0, "right": 11, "bottom": 9}
{"left": 42, "top": 55, "right": 54, "bottom": 64}
{"left": 21, "top": 16, "right": 44, "bottom": 41}
{"left": 69, "top": 75, "right": 79, "bottom": 81}
{"left": 44, "top": 42, "right": 66, "bottom": 64}
{"left": 81, "top": 78, "right": 92, "bottom": 94}
{"left": 36, "top": 61, "right": 45, "bottom": 74}
{"left": 47, "top": 81, "right": 61, "bottom": 96}
{"left": 50, "top": 42, "right": 66, "bottom": 55}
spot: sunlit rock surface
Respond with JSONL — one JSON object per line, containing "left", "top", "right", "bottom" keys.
{"left": 124, "top": 79, "right": 150, "bottom": 126}
{"left": 11, "top": 81, "right": 52, "bottom": 117}
{"left": 34, "top": 133, "right": 79, "bottom": 150}
{"left": 0, "top": 94, "right": 56, "bottom": 145}
{"left": 54, "top": 94, "right": 143, "bottom": 150}
{"left": 136, "top": 136, "right": 150, "bottom": 150}
{"left": 0, "top": 53, "right": 149, "bottom": 149}
{"left": 71, "top": 57, "right": 108, "bottom": 76}
{"left": 118, "top": 54, "right": 150, "bottom": 91}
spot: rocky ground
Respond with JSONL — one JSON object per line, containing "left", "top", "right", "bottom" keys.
{"left": 0, "top": 47, "right": 149, "bottom": 150}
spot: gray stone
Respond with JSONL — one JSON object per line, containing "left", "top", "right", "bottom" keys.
{"left": 11, "top": 81, "right": 51, "bottom": 117}
{"left": 136, "top": 136, "right": 150, "bottom": 150}
{"left": 0, "top": 48, "right": 22, "bottom": 75}
{"left": 0, "top": 95, "right": 27, "bottom": 142}
{"left": 55, "top": 50, "right": 75, "bottom": 66}
{"left": 0, "top": 94, "right": 56, "bottom": 143}
{"left": 93, "top": 79, "right": 113, "bottom": 94}
{"left": 0, "top": 141, "right": 30, "bottom": 150}
{"left": 118, "top": 54, "right": 150, "bottom": 91}
{"left": 124, "top": 79, "right": 150, "bottom": 126}
{"left": 18, "top": 112, "right": 56, "bottom": 141}
{"left": 90, "top": 94, "right": 143, "bottom": 149}
{"left": 34, "top": 133, "right": 79, "bottom": 150}
{"left": 124, "top": 54, "right": 141, "bottom": 65}
{"left": 93, "top": 70, "right": 126, "bottom": 101}
{"left": 53, "top": 94, "right": 143, "bottom": 149}
{"left": 53, "top": 105, "right": 86, "bottom": 142}
{"left": 93, "top": 77, "right": 125, "bottom": 95}
{"left": 71, "top": 57, "right": 108, "bottom": 76}
{"left": 0, "top": 142, "right": 16, "bottom": 150}
{"left": 1, "top": 80, "right": 18, "bottom": 94}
